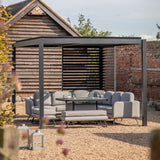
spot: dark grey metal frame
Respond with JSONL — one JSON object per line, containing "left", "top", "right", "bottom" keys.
{"left": 12, "top": 36, "right": 147, "bottom": 128}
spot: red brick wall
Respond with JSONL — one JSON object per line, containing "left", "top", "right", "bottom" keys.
{"left": 116, "top": 41, "right": 160, "bottom": 101}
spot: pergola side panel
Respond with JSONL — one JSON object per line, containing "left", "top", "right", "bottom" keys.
{"left": 62, "top": 47, "right": 101, "bottom": 90}
{"left": 103, "top": 47, "right": 114, "bottom": 91}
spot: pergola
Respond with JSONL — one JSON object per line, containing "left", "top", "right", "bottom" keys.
{"left": 12, "top": 37, "right": 147, "bottom": 128}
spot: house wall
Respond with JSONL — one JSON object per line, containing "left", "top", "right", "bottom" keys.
{"left": 116, "top": 41, "right": 160, "bottom": 101}
{"left": 7, "top": 14, "right": 71, "bottom": 97}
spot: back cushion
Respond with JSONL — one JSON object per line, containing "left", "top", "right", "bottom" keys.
{"left": 92, "top": 90, "right": 105, "bottom": 98}
{"left": 121, "top": 92, "right": 134, "bottom": 101}
{"left": 103, "top": 91, "right": 114, "bottom": 105}
{"left": 34, "top": 91, "right": 51, "bottom": 106}
{"left": 51, "top": 91, "right": 72, "bottom": 105}
{"left": 111, "top": 92, "right": 123, "bottom": 105}
{"left": 72, "top": 90, "right": 89, "bottom": 98}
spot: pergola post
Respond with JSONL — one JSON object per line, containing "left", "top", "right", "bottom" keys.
{"left": 12, "top": 46, "right": 16, "bottom": 113}
{"left": 99, "top": 47, "right": 103, "bottom": 90}
{"left": 39, "top": 42, "right": 44, "bottom": 129}
{"left": 114, "top": 47, "right": 117, "bottom": 91}
{"left": 141, "top": 39, "right": 147, "bottom": 126}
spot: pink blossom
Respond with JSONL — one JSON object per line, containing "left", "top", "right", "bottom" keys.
{"left": 56, "top": 138, "right": 64, "bottom": 145}
{"left": 0, "top": 20, "right": 6, "bottom": 30}
{"left": 42, "top": 116, "right": 49, "bottom": 125}
{"left": 10, "top": 71, "right": 22, "bottom": 91}
{"left": 2, "top": 88, "right": 11, "bottom": 100}
{"left": 57, "top": 124, "right": 66, "bottom": 135}
{"left": 1, "top": 62, "right": 12, "bottom": 72}
{"left": 62, "top": 147, "right": 70, "bottom": 156}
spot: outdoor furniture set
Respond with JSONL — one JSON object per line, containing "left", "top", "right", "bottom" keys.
{"left": 25, "top": 90, "right": 140, "bottom": 126}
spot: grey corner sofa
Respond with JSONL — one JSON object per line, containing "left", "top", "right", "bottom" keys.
{"left": 25, "top": 90, "right": 108, "bottom": 126}
{"left": 95, "top": 91, "right": 140, "bottom": 124}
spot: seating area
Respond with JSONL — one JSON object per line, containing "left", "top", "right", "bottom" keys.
{"left": 25, "top": 89, "right": 140, "bottom": 126}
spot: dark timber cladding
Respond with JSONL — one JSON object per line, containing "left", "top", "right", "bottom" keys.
{"left": 7, "top": 14, "right": 70, "bottom": 95}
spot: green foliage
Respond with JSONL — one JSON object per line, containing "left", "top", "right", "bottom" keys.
{"left": 0, "top": 6, "right": 19, "bottom": 126}
{"left": 0, "top": 104, "right": 16, "bottom": 126}
{"left": 73, "top": 14, "right": 111, "bottom": 37}
{"left": 155, "top": 24, "right": 160, "bottom": 57}
{"left": 0, "top": 5, "right": 12, "bottom": 64}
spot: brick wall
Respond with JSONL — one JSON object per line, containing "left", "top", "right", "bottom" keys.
{"left": 116, "top": 41, "right": 160, "bottom": 101}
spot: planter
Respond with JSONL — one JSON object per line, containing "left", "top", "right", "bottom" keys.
{"left": 0, "top": 127, "right": 19, "bottom": 160}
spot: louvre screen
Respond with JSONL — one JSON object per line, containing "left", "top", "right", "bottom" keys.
{"left": 62, "top": 47, "right": 101, "bottom": 90}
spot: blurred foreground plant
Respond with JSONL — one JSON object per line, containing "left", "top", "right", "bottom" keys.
{"left": 56, "top": 122, "right": 70, "bottom": 157}
{"left": 0, "top": 5, "right": 21, "bottom": 126}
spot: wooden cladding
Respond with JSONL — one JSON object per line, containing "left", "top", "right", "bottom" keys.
{"left": 7, "top": 13, "right": 116, "bottom": 95}
{"left": 62, "top": 47, "right": 101, "bottom": 90}
{"left": 15, "top": 47, "right": 62, "bottom": 93}
{"left": 7, "top": 14, "right": 72, "bottom": 95}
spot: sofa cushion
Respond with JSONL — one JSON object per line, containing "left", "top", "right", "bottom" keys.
{"left": 51, "top": 91, "right": 72, "bottom": 105}
{"left": 103, "top": 91, "right": 114, "bottom": 105}
{"left": 55, "top": 105, "right": 66, "bottom": 112}
{"left": 72, "top": 90, "right": 89, "bottom": 98}
{"left": 32, "top": 107, "right": 56, "bottom": 115}
{"left": 121, "top": 92, "right": 134, "bottom": 101}
{"left": 92, "top": 90, "right": 106, "bottom": 98}
{"left": 111, "top": 92, "right": 123, "bottom": 105}
{"left": 62, "top": 110, "right": 107, "bottom": 117}
{"left": 33, "top": 91, "right": 51, "bottom": 106}
{"left": 61, "top": 116, "right": 108, "bottom": 122}
{"left": 98, "top": 105, "right": 112, "bottom": 114}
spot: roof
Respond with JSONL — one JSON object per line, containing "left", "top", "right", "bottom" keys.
{"left": 13, "top": 36, "right": 142, "bottom": 48}
{"left": 7, "top": 0, "right": 32, "bottom": 16}
{"left": 6, "top": 0, "right": 81, "bottom": 37}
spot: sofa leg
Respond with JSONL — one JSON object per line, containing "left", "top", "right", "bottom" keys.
{"left": 31, "top": 117, "right": 34, "bottom": 123}
{"left": 27, "top": 115, "right": 31, "bottom": 120}
{"left": 135, "top": 118, "right": 139, "bottom": 126}
{"left": 53, "top": 120, "right": 56, "bottom": 126}
{"left": 66, "top": 122, "right": 70, "bottom": 128}
{"left": 113, "top": 119, "right": 116, "bottom": 125}
{"left": 103, "top": 120, "right": 107, "bottom": 127}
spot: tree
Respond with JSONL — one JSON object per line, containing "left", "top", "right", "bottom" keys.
{"left": 154, "top": 24, "right": 160, "bottom": 58}
{"left": 72, "top": 14, "right": 111, "bottom": 37}
{"left": 156, "top": 24, "right": 160, "bottom": 39}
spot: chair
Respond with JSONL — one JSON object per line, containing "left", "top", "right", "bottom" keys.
{"left": 25, "top": 91, "right": 56, "bottom": 122}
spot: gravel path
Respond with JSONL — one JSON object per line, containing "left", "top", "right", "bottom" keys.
{"left": 14, "top": 102, "right": 160, "bottom": 160}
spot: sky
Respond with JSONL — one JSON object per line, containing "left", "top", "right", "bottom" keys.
{"left": 1, "top": 0, "right": 160, "bottom": 41}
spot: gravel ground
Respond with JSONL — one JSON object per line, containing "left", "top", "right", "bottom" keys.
{"left": 14, "top": 102, "right": 160, "bottom": 160}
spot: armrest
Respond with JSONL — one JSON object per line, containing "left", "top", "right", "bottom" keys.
{"left": 25, "top": 99, "right": 34, "bottom": 116}
{"left": 113, "top": 101, "right": 140, "bottom": 118}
